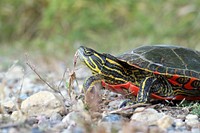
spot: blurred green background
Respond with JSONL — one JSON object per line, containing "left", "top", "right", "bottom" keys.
{"left": 0, "top": 0, "right": 200, "bottom": 59}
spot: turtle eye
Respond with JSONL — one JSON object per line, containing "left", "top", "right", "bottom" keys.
{"left": 85, "top": 50, "right": 93, "bottom": 56}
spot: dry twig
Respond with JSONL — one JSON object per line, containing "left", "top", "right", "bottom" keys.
{"left": 25, "top": 54, "right": 66, "bottom": 100}
{"left": 67, "top": 51, "right": 79, "bottom": 98}
{"left": 108, "top": 103, "right": 158, "bottom": 115}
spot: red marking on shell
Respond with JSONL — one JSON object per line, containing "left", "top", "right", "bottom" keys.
{"left": 167, "top": 74, "right": 182, "bottom": 86}
{"left": 101, "top": 80, "right": 200, "bottom": 100}
{"left": 183, "top": 78, "right": 197, "bottom": 90}
{"left": 150, "top": 94, "right": 200, "bottom": 100}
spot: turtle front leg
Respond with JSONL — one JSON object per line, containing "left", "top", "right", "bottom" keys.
{"left": 83, "top": 74, "right": 102, "bottom": 93}
{"left": 137, "top": 77, "right": 157, "bottom": 103}
{"left": 137, "top": 76, "right": 173, "bottom": 103}
{"left": 83, "top": 75, "right": 103, "bottom": 110}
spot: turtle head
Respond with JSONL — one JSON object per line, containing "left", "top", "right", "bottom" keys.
{"left": 77, "top": 46, "right": 130, "bottom": 84}
{"left": 77, "top": 46, "right": 106, "bottom": 74}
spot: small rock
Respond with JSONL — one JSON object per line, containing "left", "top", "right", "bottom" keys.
{"left": 122, "top": 121, "right": 149, "bottom": 133}
{"left": 157, "top": 115, "right": 174, "bottom": 130}
{"left": 26, "top": 117, "right": 38, "bottom": 126}
{"left": 62, "top": 111, "right": 89, "bottom": 126}
{"left": 2, "top": 100, "right": 15, "bottom": 112}
{"left": 177, "top": 114, "right": 186, "bottom": 119}
{"left": 191, "top": 128, "right": 200, "bottom": 133}
{"left": 98, "top": 122, "right": 122, "bottom": 133}
{"left": 186, "top": 114, "right": 198, "bottom": 120}
{"left": 101, "top": 114, "right": 124, "bottom": 122}
{"left": 52, "top": 122, "right": 67, "bottom": 131}
{"left": 185, "top": 119, "right": 199, "bottom": 128}
{"left": 21, "top": 91, "right": 64, "bottom": 117}
{"left": 185, "top": 114, "right": 199, "bottom": 128}
{"left": 174, "top": 119, "right": 184, "bottom": 127}
{"left": 11, "top": 111, "right": 26, "bottom": 122}
{"left": 71, "top": 99, "right": 85, "bottom": 111}
{"left": 98, "top": 114, "right": 127, "bottom": 133}
{"left": 37, "top": 115, "right": 51, "bottom": 130}
{"left": 50, "top": 113, "right": 62, "bottom": 124}
{"left": 0, "top": 114, "right": 10, "bottom": 123}
{"left": 108, "top": 99, "right": 122, "bottom": 110}
{"left": 31, "top": 127, "right": 43, "bottom": 133}
{"left": 131, "top": 107, "right": 164, "bottom": 125}
{"left": 7, "top": 127, "right": 19, "bottom": 133}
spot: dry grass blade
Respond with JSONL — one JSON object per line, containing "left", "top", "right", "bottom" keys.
{"left": 25, "top": 54, "right": 66, "bottom": 99}
{"left": 57, "top": 68, "right": 67, "bottom": 91}
{"left": 25, "top": 54, "right": 68, "bottom": 113}
{"left": 67, "top": 51, "right": 79, "bottom": 98}
{"left": 108, "top": 103, "right": 154, "bottom": 115}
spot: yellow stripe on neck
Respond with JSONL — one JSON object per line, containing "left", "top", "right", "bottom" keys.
{"left": 106, "top": 58, "right": 122, "bottom": 67}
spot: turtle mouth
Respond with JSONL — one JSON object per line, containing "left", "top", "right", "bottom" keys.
{"left": 77, "top": 46, "right": 86, "bottom": 62}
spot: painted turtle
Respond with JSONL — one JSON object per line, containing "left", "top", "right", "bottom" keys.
{"left": 77, "top": 45, "right": 200, "bottom": 103}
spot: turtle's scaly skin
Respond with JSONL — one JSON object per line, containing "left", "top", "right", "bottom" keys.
{"left": 77, "top": 45, "right": 200, "bottom": 103}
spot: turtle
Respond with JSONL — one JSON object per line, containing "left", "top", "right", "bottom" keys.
{"left": 77, "top": 45, "right": 200, "bottom": 103}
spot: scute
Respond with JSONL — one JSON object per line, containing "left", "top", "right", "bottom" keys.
{"left": 117, "top": 45, "right": 200, "bottom": 79}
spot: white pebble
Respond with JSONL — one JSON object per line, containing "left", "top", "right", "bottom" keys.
{"left": 186, "top": 114, "right": 198, "bottom": 120}
{"left": 174, "top": 119, "right": 184, "bottom": 127}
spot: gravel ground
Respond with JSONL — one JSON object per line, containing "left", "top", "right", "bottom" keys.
{"left": 0, "top": 59, "right": 199, "bottom": 133}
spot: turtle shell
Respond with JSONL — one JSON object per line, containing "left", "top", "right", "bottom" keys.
{"left": 117, "top": 45, "right": 200, "bottom": 79}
